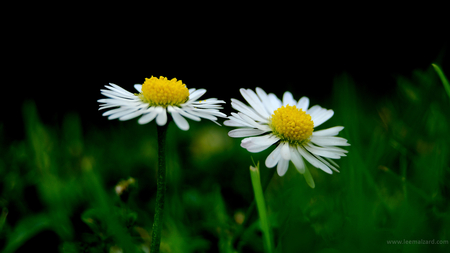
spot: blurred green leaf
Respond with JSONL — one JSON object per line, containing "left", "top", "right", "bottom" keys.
{"left": 3, "top": 214, "right": 51, "bottom": 253}
{"left": 0, "top": 208, "right": 7, "bottom": 232}
{"left": 81, "top": 208, "right": 106, "bottom": 236}
{"left": 432, "top": 63, "right": 450, "bottom": 99}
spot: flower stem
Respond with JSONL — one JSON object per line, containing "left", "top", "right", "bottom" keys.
{"left": 232, "top": 165, "right": 276, "bottom": 249}
{"left": 150, "top": 123, "right": 169, "bottom": 253}
{"left": 250, "top": 162, "right": 273, "bottom": 253}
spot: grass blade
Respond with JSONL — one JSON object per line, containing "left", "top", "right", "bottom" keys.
{"left": 249, "top": 162, "right": 273, "bottom": 253}
{"left": 432, "top": 63, "right": 450, "bottom": 99}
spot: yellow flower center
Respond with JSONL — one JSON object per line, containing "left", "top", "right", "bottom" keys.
{"left": 139, "top": 76, "right": 189, "bottom": 107}
{"left": 269, "top": 105, "right": 314, "bottom": 145}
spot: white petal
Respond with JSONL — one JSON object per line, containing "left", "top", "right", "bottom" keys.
{"left": 108, "top": 108, "right": 139, "bottom": 120}
{"left": 255, "top": 87, "right": 276, "bottom": 114}
{"left": 238, "top": 113, "right": 271, "bottom": 131}
{"left": 314, "top": 146, "right": 347, "bottom": 157}
{"left": 315, "top": 155, "right": 340, "bottom": 173}
{"left": 241, "top": 135, "right": 279, "bottom": 153}
{"left": 191, "top": 99, "right": 225, "bottom": 109}
{"left": 119, "top": 109, "right": 144, "bottom": 121}
{"left": 310, "top": 136, "right": 350, "bottom": 147}
{"left": 308, "top": 106, "right": 326, "bottom": 120}
{"left": 297, "top": 146, "right": 333, "bottom": 174}
{"left": 248, "top": 145, "right": 271, "bottom": 153}
{"left": 240, "top": 89, "right": 270, "bottom": 118}
{"left": 191, "top": 104, "right": 224, "bottom": 109}
{"left": 101, "top": 89, "right": 136, "bottom": 99}
{"left": 228, "top": 128, "right": 267, "bottom": 138}
{"left": 170, "top": 110, "right": 189, "bottom": 131}
{"left": 106, "top": 83, "right": 134, "bottom": 96}
{"left": 225, "top": 114, "right": 266, "bottom": 129}
{"left": 176, "top": 108, "right": 202, "bottom": 122}
{"left": 277, "top": 158, "right": 289, "bottom": 176}
{"left": 290, "top": 145, "right": 305, "bottom": 174}
{"left": 224, "top": 113, "right": 254, "bottom": 128}
{"left": 224, "top": 118, "right": 248, "bottom": 127}
{"left": 325, "top": 157, "right": 341, "bottom": 169}
{"left": 203, "top": 109, "right": 227, "bottom": 118}
{"left": 282, "top": 91, "right": 296, "bottom": 106}
{"left": 280, "top": 142, "right": 291, "bottom": 160}
{"left": 297, "top": 96, "right": 310, "bottom": 111}
{"left": 189, "top": 89, "right": 207, "bottom": 101}
{"left": 231, "top": 99, "right": 267, "bottom": 123}
{"left": 242, "top": 134, "right": 279, "bottom": 146}
{"left": 138, "top": 108, "right": 158, "bottom": 124}
{"left": 102, "top": 106, "right": 129, "bottom": 116}
{"left": 265, "top": 144, "right": 282, "bottom": 168}
{"left": 312, "top": 109, "right": 334, "bottom": 128}
{"left": 241, "top": 143, "right": 272, "bottom": 153}
{"left": 303, "top": 167, "right": 315, "bottom": 188}
{"left": 304, "top": 142, "right": 343, "bottom": 159}
{"left": 98, "top": 98, "right": 142, "bottom": 107}
{"left": 188, "top": 110, "right": 219, "bottom": 122}
{"left": 306, "top": 105, "right": 322, "bottom": 115}
{"left": 134, "top": 84, "right": 142, "bottom": 92}
{"left": 190, "top": 107, "right": 227, "bottom": 118}
{"left": 312, "top": 126, "right": 344, "bottom": 137}
{"left": 99, "top": 104, "right": 119, "bottom": 111}
{"left": 268, "top": 93, "right": 282, "bottom": 111}
{"left": 201, "top": 98, "right": 224, "bottom": 103}
{"left": 156, "top": 107, "right": 168, "bottom": 126}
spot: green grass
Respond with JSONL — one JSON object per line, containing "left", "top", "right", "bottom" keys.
{"left": 1, "top": 65, "right": 450, "bottom": 252}
{"left": 432, "top": 63, "right": 450, "bottom": 100}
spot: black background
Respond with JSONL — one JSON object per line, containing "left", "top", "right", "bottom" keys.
{"left": 3, "top": 5, "right": 449, "bottom": 143}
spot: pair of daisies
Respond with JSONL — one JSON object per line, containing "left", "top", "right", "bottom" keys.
{"left": 98, "top": 76, "right": 349, "bottom": 188}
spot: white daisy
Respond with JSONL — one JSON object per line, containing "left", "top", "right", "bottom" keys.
{"left": 224, "top": 88, "right": 350, "bottom": 188}
{"left": 98, "top": 76, "right": 226, "bottom": 130}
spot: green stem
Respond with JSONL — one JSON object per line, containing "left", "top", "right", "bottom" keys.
{"left": 250, "top": 163, "right": 273, "bottom": 253}
{"left": 232, "top": 165, "right": 276, "bottom": 249}
{"left": 150, "top": 123, "right": 169, "bottom": 253}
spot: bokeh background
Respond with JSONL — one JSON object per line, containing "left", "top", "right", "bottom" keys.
{"left": 2, "top": 5, "right": 450, "bottom": 253}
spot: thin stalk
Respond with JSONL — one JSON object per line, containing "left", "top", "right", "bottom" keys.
{"left": 232, "top": 164, "right": 276, "bottom": 249}
{"left": 150, "top": 123, "right": 169, "bottom": 253}
{"left": 250, "top": 162, "right": 274, "bottom": 253}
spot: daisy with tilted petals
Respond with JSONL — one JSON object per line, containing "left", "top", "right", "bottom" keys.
{"left": 98, "top": 76, "right": 226, "bottom": 130}
{"left": 224, "top": 88, "right": 350, "bottom": 188}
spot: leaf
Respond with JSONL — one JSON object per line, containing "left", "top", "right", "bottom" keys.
{"left": 432, "top": 63, "right": 450, "bottom": 99}
{"left": 3, "top": 214, "right": 51, "bottom": 253}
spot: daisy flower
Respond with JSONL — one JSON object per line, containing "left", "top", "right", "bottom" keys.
{"left": 98, "top": 76, "right": 226, "bottom": 130}
{"left": 224, "top": 88, "right": 350, "bottom": 188}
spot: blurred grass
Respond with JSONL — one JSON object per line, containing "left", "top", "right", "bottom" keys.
{"left": 432, "top": 64, "right": 450, "bottom": 99}
{"left": 1, "top": 65, "right": 449, "bottom": 252}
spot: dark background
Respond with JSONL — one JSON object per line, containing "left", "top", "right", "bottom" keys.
{"left": 3, "top": 6, "right": 449, "bottom": 143}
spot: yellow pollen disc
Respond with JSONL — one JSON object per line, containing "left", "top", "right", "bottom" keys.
{"left": 270, "top": 105, "right": 314, "bottom": 144}
{"left": 139, "top": 76, "right": 189, "bottom": 107}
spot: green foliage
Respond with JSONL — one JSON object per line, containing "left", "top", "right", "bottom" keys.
{"left": 1, "top": 65, "right": 450, "bottom": 252}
